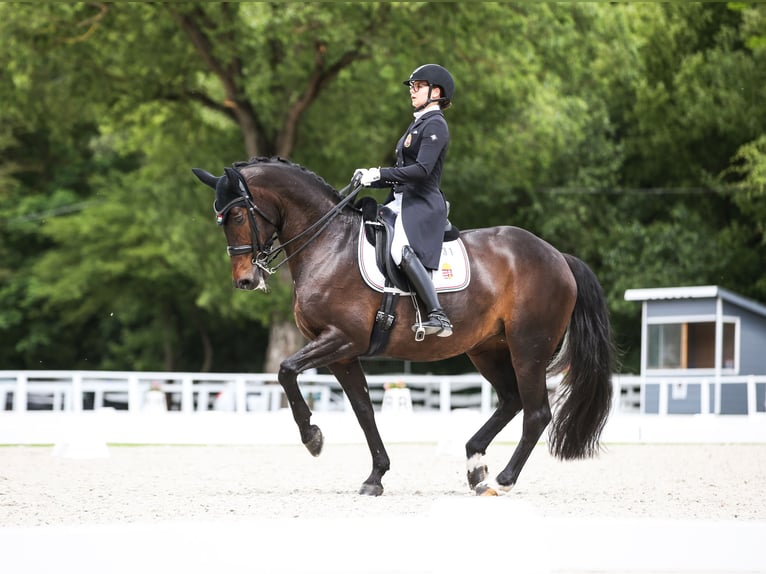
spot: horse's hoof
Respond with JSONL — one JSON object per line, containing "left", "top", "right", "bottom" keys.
{"left": 358, "top": 482, "right": 384, "bottom": 496}
{"left": 303, "top": 425, "right": 323, "bottom": 457}
{"left": 467, "top": 465, "right": 488, "bottom": 491}
{"left": 475, "top": 479, "right": 513, "bottom": 496}
{"left": 475, "top": 483, "right": 499, "bottom": 497}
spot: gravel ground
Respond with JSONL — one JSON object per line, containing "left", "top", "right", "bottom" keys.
{"left": 1, "top": 442, "right": 764, "bottom": 527}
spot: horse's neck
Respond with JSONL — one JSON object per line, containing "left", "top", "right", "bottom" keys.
{"left": 280, "top": 205, "right": 360, "bottom": 279}
{"left": 278, "top": 191, "right": 345, "bottom": 239}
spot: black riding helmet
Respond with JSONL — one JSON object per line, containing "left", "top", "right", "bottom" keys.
{"left": 403, "top": 64, "right": 454, "bottom": 110}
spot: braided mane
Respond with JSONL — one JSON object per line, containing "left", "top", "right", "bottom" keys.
{"left": 233, "top": 156, "right": 341, "bottom": 199}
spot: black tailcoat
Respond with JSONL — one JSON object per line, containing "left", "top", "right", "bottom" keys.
{"left": 373, "top": 109, "right": 449, "bottom": 270}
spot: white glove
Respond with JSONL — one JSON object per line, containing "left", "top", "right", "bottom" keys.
{"left": 353, "top": 167, "right": 380, "bottom": 187}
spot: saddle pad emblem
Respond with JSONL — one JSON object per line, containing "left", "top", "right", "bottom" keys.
{"left": 357, "top": 223, "right": 471, "bottom": 293}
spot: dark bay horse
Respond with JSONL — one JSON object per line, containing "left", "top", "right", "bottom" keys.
{"left": 192, "top": 157, "right": 614, "bottom": 496}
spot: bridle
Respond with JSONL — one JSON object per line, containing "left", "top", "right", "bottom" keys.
{"left": 215, "top": 170, "right": 363, "bottom": 277}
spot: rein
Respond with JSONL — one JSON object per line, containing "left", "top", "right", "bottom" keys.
{"left": 219, "top": 178, "right": 364, "bottom": 277}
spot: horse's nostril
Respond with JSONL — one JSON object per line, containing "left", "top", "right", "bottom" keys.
{"left": 235, "top": 278, "right": 253, "bottom": 290}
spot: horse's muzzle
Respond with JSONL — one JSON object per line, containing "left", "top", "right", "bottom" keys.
{"left": 233, "top": 277, "right": 269, "bottom": 292}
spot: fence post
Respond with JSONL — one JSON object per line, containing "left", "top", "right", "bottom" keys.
{"left": 181, "top": 376, "right": 193, "bottom": 413}
{"left": 640, "top": 378, "right": 647, "bottom": 414}
{"left": 658, "top": 381, "right": 669, "bottom": 415}
{"left": 701, "top": 380, "right": 710, "bottom": 415}
{"left": 14, "top": 373, "right": 28, "bottom": 413}
{"left": 71, "top": 373, "right": 83, "bottom": 412}
{"left": 127, "top": 375, "right": 140, "bottom": 413}
{"left": 713, "top": 380, "right": 722, "bottom": 415}
{"left": 747, "top": 376, "right": 757, "bottom": 416}
{"left": 270, "top": 386, "right": 283, "bottom": 411}
{"left": 439, "top": 378, "right": 451, "bottom": 413}
{"left": 235, "top": 377, "right": 247, "bottom": 414}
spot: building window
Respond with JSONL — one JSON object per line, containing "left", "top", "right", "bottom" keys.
{"left": 647, "top": 321, "right": 736, "bottom": 371}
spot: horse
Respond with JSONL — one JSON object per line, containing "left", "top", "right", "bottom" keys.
{"left": 192, "top": 156, "right": 614, "bottom": 496}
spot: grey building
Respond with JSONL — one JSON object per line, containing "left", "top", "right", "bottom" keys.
{"left": 625, "top": 285, "right": 766, "bottom": 414}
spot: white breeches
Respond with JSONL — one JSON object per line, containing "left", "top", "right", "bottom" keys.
{"left": 392, "top": 212, "right": 410, "bottom": 265}
{"left": 388, "top": 192, "right": 410, "bottom": 266}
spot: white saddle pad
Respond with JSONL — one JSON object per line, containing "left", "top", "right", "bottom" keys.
{"left": 357, "top": 223, "right": 471, "bottom": 293}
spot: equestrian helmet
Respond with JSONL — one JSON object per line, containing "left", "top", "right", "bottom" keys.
{"left": 403, "top": 64, "right": 455, "bottom": 107}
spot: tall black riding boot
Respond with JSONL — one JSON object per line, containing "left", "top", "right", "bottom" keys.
{"left": 400, "top": 246, "right": 453, "bottom": 337}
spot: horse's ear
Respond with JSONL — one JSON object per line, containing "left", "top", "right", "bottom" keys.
{"left": 224, "top": 167, "right": 248, "bottom": 196}
{"left": 191, "top": 168, "right": 220, "bottom": 190}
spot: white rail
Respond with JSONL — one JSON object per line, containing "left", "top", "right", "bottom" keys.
{"left": 0, "top": 370, "right": 762, "bottom": 415}
{"left": 642, "top": 374, "right": 766, "bottom": 415}
{"left": 0, "top": 370, "right": 503, "bottom": 414}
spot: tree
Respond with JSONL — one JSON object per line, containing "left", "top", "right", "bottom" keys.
{"left": 162, "top": 3, "right": 429, "bottom": 371}
{"left": 3, "top": 2, "right": 766, "bottom": 378}
{"left": 0, "top": 2, "right": 426, "bottom": 371}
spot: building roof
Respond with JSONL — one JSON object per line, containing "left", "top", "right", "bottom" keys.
{"left": 624, "top": 285, "right": 766, "bottom": 319}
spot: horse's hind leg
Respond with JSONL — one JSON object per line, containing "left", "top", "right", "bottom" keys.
{"left": 328, "top": 359, "right": 390, "bottom": 496}
{"left": 465, "top": 345, "right": 522, "bottom": 491}
{"left": 479, "top": 354, "right": 552, "bottom": 495}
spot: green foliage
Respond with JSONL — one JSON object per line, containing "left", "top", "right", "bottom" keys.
{"left": 725, "top": 135, "right": 766, "bottom": 227}
{"left": 1, "top": 2, "right": 765, "bottom": 374}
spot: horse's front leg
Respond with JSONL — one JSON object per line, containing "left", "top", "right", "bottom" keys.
{"left": 278, "top": 328, "right": 357, "bottom": 457}
{"left": 328, "top": 359, "right": 390, "bottom": 496}
{"left": 277, "top": 364, "right": 323, "bottom": 457}
{"left": 279, "top": 331, "right": 388, "bottom": 495}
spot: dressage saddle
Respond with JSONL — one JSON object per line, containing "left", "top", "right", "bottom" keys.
{"left": 356, "top": 196, "right": 459, "bottom": 292}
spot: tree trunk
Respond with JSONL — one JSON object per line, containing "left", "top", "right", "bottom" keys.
{"left": 199, "top": 323, "right": 213, "bottom": 373}
{"left": 264, "top": 314, "right": 306, "bottom": 374}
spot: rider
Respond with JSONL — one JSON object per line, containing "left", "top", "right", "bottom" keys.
{"left": 354, "top": 64, "right": 454, "bottom": 337}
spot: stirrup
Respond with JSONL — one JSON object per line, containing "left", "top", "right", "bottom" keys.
{"left": 411, "top": 311, "right": 453, "bottom": 338}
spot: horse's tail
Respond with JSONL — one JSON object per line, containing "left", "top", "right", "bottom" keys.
{"left": 547, "top": 253, "right": 615, "bottom": 460}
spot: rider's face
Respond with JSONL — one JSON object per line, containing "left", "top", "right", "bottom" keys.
{"left": 409, "top": 81, "right": 434, "bottom": 109}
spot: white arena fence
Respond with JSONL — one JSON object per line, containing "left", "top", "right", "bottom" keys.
{"left": 0, "top": 370, "right": 764, "bottom": 416}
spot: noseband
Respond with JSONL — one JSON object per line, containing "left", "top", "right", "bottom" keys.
{"left": 215, "top": 169, "right": 362, "bottom": 276}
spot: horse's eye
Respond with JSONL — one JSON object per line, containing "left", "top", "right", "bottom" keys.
{"left": 231, "top": 210, "right": 246, "bottom": 225}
